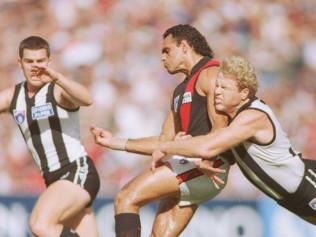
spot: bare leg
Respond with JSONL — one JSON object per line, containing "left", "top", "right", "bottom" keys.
{"left": 63, "top": 207, "right": 99, "bottom": 237}
{"left": 114, "top": 164, "right": 180, "bottom": 237}
{"left": 114, "top": 164, "right": 179, "bottom": 214}
{"left": 29, "top": 180, "right": 92, "bottom": 237}
{"left": 151, "top": 198, "right": 198, "bottom": 237}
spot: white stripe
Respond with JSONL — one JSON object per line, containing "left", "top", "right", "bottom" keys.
{"left": 80, "top": 156, "right": 88, "bottom": 188}
{"left": 308, "top": 169, "right": 316, "bottom": 179}
{"left": 57, "top": 106, "right": 87, "bottom": 163}
{"left": 74, "top": 159, "right": 81, "bottom": 184}
{"left": 306, "top": 176, "right": 316, "bottom": 189}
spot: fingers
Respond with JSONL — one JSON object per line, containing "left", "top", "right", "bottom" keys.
{"left": 175, "top": 132, "right": 192, "bottom": 141}
{"left": 151, "top": 150, "right": 166, "bottom": 172}
{"left": 90, "top": 124, "right": 101, "bottom": 136}
{"left": 213, "top": 175, "right": 225, "bottom": 185}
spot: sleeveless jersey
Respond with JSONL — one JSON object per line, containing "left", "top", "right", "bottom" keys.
{"left": 231, "top": 98, "right": 305, "bottom": 200}
{"left": 172, "top": 57, "right": 220, "bottom": 136}
{"left": 9, "top": 82, "right": 87, "bottom": 174}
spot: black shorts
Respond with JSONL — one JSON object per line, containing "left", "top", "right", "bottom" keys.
{"left": 278, "top": 159, "right": 316, "bottom": 224}
{"left": 43, "top": 156, "right": 100, "bottom": 206}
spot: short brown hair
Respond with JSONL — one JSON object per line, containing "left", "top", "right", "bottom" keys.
{"left": 220, "top": 56, "right": 258, "bottom": 98}
{"left": 19, "top": 36, "right": 50, "bottom": 58}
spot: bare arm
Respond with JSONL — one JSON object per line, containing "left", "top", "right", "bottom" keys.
{"left": 152, "top": 110, "right": 269, "bottom": 162}
{"left": 36, "top": 66, "right": 93, "bottom": 108}
{"left": 0, "top": 87, "right": 15, "bottom": 114}
{"left": 196, "top": 67, "right": 228, "bottom": 132}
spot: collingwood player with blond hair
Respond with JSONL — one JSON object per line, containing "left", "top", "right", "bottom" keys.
{"left": 152, "top": 56, "right": 316, "bottom": 225}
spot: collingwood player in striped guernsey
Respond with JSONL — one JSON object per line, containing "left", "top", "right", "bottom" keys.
{"left": 0, "top": 36, "right": 100, "bottom": 236}
{"left": 152, "top": 56, "right": 316, "bottom": 225}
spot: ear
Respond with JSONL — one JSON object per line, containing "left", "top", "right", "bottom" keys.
{"left": 180, "top": 40, "right": 189, "bottom": 53}
{"left": 240, "top": 88, "right": 250, "bottom": 100}
{"left": 17, "top": 58, "right": 22, "bottom": 68}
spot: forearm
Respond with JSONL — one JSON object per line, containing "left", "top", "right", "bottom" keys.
{"left": 159, "top": 134, "right": 222, "bottom": 159}
{"left": 125, "top": 136, "right": 163, "bottom": 155}
{"left": 55, "top": 73, "right": 93, "bottom": 106}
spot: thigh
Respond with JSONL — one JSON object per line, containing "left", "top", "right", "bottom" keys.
{"left": 152, "top": 198, "right": 198, "bottom": 237}
{"left": 115, "top": 164, "right": 180, "bottom": 213}
{"left": 44, "top": 156, "right": 100, "bottom": 206}
{"left": 63, "top": 207, "right": 99, "bottom": 237}
{"left": 31, "top": 180, "right": 91, "bottom": 224}
{"left": 168, "top": 155, "right": 230, "bottom": 206}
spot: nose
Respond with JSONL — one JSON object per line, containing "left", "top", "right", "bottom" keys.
{"left": 161, "top": 54, "right": 166, "bottom": 62}
{"left": 215, "top": 86, "right": 221, "bottom": 96}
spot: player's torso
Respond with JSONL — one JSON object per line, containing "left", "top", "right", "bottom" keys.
{"left": 172, "top": 57, "right": 219, "bottom": 137}
{"left": 231, "top": 99, "right": 305, "bottom": 200}
{"left": 9, "top": 82, "right": 87, "bottom": 174}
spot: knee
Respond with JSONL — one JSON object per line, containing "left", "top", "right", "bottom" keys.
{"left": 29, "top": 214, "right": 53, "bottom": 237}
{"left": 114, "top": 188, "right": 139, "bottom": 212}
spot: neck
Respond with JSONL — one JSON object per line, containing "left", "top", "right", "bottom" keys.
{"left": 184, "top": 54, "right": 204, "bottom": 75}
{"left": 227, "top": 98, "right": 250, "bottom": 118}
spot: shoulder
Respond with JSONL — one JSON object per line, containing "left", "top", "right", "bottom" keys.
{"left": 199, "top": 66, "right": 219, "bottom": 81}
{"left": 233, "top": 109, "right": 269, "bottom": 129}
{"left": 197, "top": 66, "right": 219, "bottom": 95}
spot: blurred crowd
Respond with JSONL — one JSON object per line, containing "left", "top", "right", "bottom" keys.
{"left": 0, "top": 0, "right": 315, "bottom": 200}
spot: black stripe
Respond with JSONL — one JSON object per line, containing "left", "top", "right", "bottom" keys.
{"left": 25, "top": 84, "right": 48, "bottom": 172}
{"left": 9, "top": 82, "right": 23, "bottom": 113}
{"left": 47, "top": 83, "right": 69, "bottom": 167}
{"left": 234, "top": 144, "right": 289, "bottom": 199}
{"left": 245, "top": 108, "right": 276, "bottom": 146}
{"left": 9, "top": 83, "right": 29, "bottom": 144}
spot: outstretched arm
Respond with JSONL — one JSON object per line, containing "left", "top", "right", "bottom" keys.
{"left": 151, "top": 110, "right": 267, "bottom": 169}
{"left": 90, "top": 110, "right": 179, "bottom": 156}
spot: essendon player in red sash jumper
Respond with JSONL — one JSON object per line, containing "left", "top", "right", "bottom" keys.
{"left": 153, "top": 56, "right": 316, "bottom": 226}
{"left": 0, "top": 36, "right": 100, "bottom": 237}
{"left": 91, "top": 24, "right": 233, "bottom": 237}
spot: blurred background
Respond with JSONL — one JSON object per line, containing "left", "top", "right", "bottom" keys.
{"left": 0, "top": 0, "right": 315, "bottom": 236}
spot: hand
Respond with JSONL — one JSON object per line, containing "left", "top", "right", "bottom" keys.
{"left": 151, "top": 148, "right": 169, "bottom": 172}
{"left": 31, "top": 66, "right": 60, "bottom": 83}
{"left": 90, "top": 124, "right": 113, "bottom": 148}
{"left": 193, "top": 159, "right": 226, "bottom": 189}
{"left": 174, "top": 131, "right": 192, "bottom": 141}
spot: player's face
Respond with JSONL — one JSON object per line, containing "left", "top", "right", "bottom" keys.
{"left": 161, "top": 35, "right": 184, "bottom": 74}
{"left": 18, "top": 48, "right": 50, "bottom": 87}
{"left": 214, "top": 72, "right": 243, "bottom": 116}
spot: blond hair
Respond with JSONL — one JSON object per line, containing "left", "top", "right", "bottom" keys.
{"left": 220, "top": 56, "right": 258, "bottom": 98}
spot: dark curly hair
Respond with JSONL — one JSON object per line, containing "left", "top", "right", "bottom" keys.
{"left": 163, "top": 24, "right": 214, "bottom": 58}
{"left": 19, "top": 36, "right": 50, "bottom": 59}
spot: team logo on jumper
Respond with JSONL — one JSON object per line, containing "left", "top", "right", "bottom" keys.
{"left": 308, "top": 198, "right": 316, "bottom": 210}
{"left": 13, "top": 110, "right": 26, "bottom": 125}
{"left": 179, "top": 159, "right": 189, "bottom": 165}
{"left": 182, "top": 92, "right": 192, "bottom": 104}
{"left": 174, "top": 95, "right": 180, "bottom": 112}
{"left": 31, "top": 103, "right": 54, "bottom": 120}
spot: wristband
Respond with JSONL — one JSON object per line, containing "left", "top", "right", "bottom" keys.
{"left": 110, "top": 138, "right": 128, "bottom": 151}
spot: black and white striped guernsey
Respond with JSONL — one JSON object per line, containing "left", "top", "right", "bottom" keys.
{"left": 9, "top": 82, "right": 87, "bottom": 174}
{"left": 231, "top": 98, "right": 305, "bottom": 201}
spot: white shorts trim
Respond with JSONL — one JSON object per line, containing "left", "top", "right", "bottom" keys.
{"left": 167, "top": 155, "right": 230, "bottom": 207}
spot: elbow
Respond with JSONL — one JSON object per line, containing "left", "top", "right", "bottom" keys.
{"left": 86, "top": 98, "right": 93, "bottom": 106}
{"left": 82, "top": 95, "right": 93, "bottom": 106}
{"left": 196, "top": 144, "right": 215, "bottom": 159}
